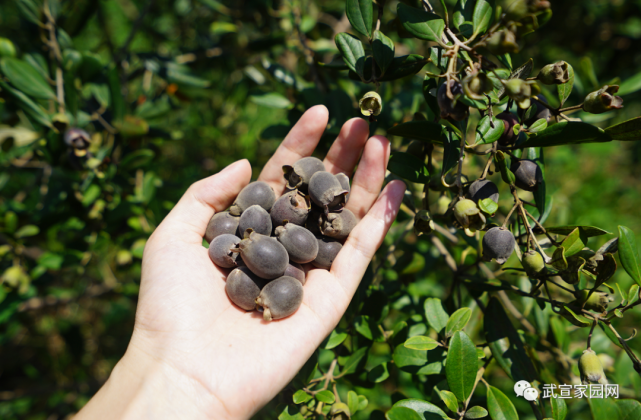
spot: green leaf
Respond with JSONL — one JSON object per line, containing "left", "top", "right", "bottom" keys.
{"left": 588, "top": 397, "right": 620, "bottom": 420}
{"left": 486, "top": 386, "right": 518, "bottom": 420}
{"left": 595, "top": 253, "right": 617, "bottom": 288}
{"left": 479, "top": 198, "right": 498, "bottom": 216}
{"left": 335, "top": 32, "right": 366, "bottom": 78}
{"left": 324, "top": 329, "right": 348, "bottom": 349}
{"left": 560, "top": 227, "right": 588, "bottom": 257}
{"left": 522, "top": 121, "right": 611, "bottom": 147}
{"left": 278, "top": 405, "right": 305, "bottom": 420}
{"left": 475, "top": 115, "right": 505, "bottom": 145}
{"left": 424, "top": 298, "right": 449, "bottom": 334}
{"left": 559, "top": 306, "right": 591, "bottom": 328}
{"left": 250, "top": 92, "right": 293, "bottom": 109}
{"left": 358, "top": 395, "right": 368, "bottom": 410}
{"left": 557, "top": 62, "right": 574, "bottom": 106}
{"left": 397, "top": 4, "right": 445, "bottom": 43}
{"left": 545, "top": 225, "right": 609, "bottom": 237}
{"left": 484, "top": 298, "right": 537, "bottom": 382}
{"left": 37, "top": 252, "right": 63, "bottom": 270}
{"left": 386, "top": 406, "right": 423, "bottom": 420}
{"left": 453, "top": 0, "right": 475, "bottom": 37}
{"left": 618, "top": 226, "right": 641, "bottom": 286}
{"left": 367, "top": 361, "right": 390, "bottom": 383}
{"left": 388, "top": 152, "right": 430, "bottom": 184}
{"left": 347, "top": 391, "right": 359, "bottom": 415}
{"left": 445, "top": 308, "right": 472, "bottom": 337}
{"left": 107, "top": 65, "right": 125, "bottom": 121}
{"left": 400, "top": 252, "right": 426, "bottom": 274}
{"left": 340, "top": 346, "right": 369, "bottom": 375}
{"left": 465, "top": 406, "right": 488, "bottom": 419}
{"left": 16, "top": 0, "right": 41, "bottom": 24}
{"left": 293, "top": 390, "right": 313, "bottom": 404}
{"left": 392, "top": 399, "right": 450, "bottom": 420}
{"left": 0, "top": 58, "right": 56, "bottom": 100}
{"left": 618, "top": 71, "right": 641, "bottom": 96}
{"left": 599, "top": 321, "right": 622, "bottom": 348}
{"left": 472, "top": 0, "right": 494, "bottom": 36}
{"left": 165, "top": 63, "right": 211, "bottom": 88}
{"left": 404, "top": 336, "right": 439, "bottom": 351}
{"left": 628, "top": 284, "right": 639, "bottom": 305}
{"left": 445, "top": 331, "right": 478, "bottom": 402}
{"left": 392, "top": 344, "right": 444, "bottom": 375}
{"left": 528, "top": 118, "right": 548, "bottom": 133}
{"left": 120, "top": 149, "right": 156, "bottom": 169}
{"left": 605, "top": 116, "right": 641, "bottom": 141}
{"left": 316, "top": 390, "right": 335, "bottom": 404}
{"left": 387, "top": 121, "right": 444, "bottom": 143}
{"left": 618, "top": 399, "right": 641, "bottom": 420}
{"left": 438, "top": 390, "right": 458, "bottom": 413}
{"left": 549, "top": 396, "right": 567, "bottom": 420}
{"left": 15, "top": 225, "right": 39, "bottom": 238}
{"left": 355, "top": 315, "right": 383, "bottom": 341}
{"left": 378, "top": 55, "right": 428, "bottom": 81}
{"left": 346, "top": 0, "right": 373, "bottom": 37}
{"left": 0, "top": 82, "right": 52, "bottom": 128}
{"left": 373, "top": 31, "right": 395, "bottom": 74}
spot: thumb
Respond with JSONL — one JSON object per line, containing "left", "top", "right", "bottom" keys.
{"left": 153, "top": 159, "right": 252, "bottom": 244}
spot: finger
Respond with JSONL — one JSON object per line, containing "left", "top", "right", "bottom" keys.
{"left": 151, "top": 160, "right": 252, "bottom": 245}
{"left": 331, "top": 180, "right": 406, "bottom": 295}
{"left": 323, "top": 117, "right": 369, "bottom": 176}
{"left": 345, "top": 135, "right": 391, "bottom": 219}
{"left": 258, "top": 105, "right": 329, "bottom": 194}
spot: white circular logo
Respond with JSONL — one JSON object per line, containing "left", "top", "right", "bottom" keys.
{"left": 514, "top": 380, "right": 531, "bottom": 397}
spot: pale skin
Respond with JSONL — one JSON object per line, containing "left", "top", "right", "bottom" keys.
{"left": 76, "top": 105, "right": 406, "bottom": 420}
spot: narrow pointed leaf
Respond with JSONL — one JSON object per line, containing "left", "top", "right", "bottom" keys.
{"left": 404, "top": 336, "right": 440, "bottom": 351}
{"left": 0, "top": 81, "right": 52, "bottom": 128}
{"left": 486, "top": 386, "right": 518, "bottom": 420}
{"left": 605, "top": 116, "right": 641, "bottom": 141}
{"left": 545, "top": 225, "right": 609, "bottom": 237}
{"left": 0, "top": 58, "right": 56, "bottom": 100}
{"left": 445, "top": 331, "right": 478, "bottom": 402}
{"left": 522, "top": 121, "right": 611, "bottom": 147}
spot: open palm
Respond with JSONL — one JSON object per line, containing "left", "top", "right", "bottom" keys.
{"left": 80, "top": 106, "right": 405, "bottom": 420}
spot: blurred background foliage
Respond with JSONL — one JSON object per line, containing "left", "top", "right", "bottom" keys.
{"left": 0, "top": 0, "right": 640, "bottom": 419}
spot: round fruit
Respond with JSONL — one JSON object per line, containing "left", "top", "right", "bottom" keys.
{"left": 482, "top": 227, "right": 515, "bottom": 264}
{"left": 522, "top": 250, "right": 545, "bottom": 275}
{"left": 270, "top": 190, "right": 310, "bottom": 226}
{"left": 437, "top": 80, "right": 469, "bottom": 121}
{"left": 335, "top": 173, "right": 351, "bottom": 203}
{"left": 275, "top": 224, "right": 319, "bottom": 264}
{"left": 225, "top": 266, "right": 266, "bottom": 311}
{"left": 305, "top": 206, "right": 323, "bottom": 235}
{"left": 255, "top": 276, "right": 304, "bottom": 321}
{"left": 238, "top": 205, "right": 272, "bottom": 236}
{"left": 238, "top": 231, "right": 289, "bottom": 279}
{"left": 283, "top": 156, "right": 326, "bottom": 191}
{"left": 468, "top": 179, "right": 499, "bottom": 204}
{"left": 208, "top": 234, "right": 242, "bottom": 268}
{"left": 312, "top": 237, "right": 343, "bottom": 269}
{"left": 496, "top": 111, "right": 519, "bottom": 146}
{"left": 320, "top": 208, "right": 357, "bottom": 241}
{"left": 510, "top": 159, "right": 542, "bottom": 191}
{"left": 579, "top": 349, "right": 607, "bottom": 384}
{"left": 284, "top": 262, "right": 306, "bottom": 285}
{"left": 229, "top": 181, "right": 276, "bottom": 216}
{"left": 205, "top": 211, "right": 240, "bottom": 243}
{"left": 309, "top": 172, "right": 348, "bottom": 214}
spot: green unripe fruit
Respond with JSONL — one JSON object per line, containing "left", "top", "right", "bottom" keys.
{"left": 583, "top": 85, "right": 624, "bottom": 114}
{"left": 463, "top": 72, "right": 493, "bottom": 100}
{"left": 359, "top": 91, "right": 382, "bottom": 117}
{"left": 537, "top": 61, "right": 570, "bottom": 85}
{"left": 0, "top": 38, "right": 16, "bottom": 57}
{"left": 255, "top": 276, "right": 304, "bottom": 321}
{"left": 522, "top": 250, "right": 545, "bottom": 275}
{"left": 504, "top": 79, "right": 533, "bottom": 109}
{"left": 486, "top": 29, "right": 519, "bottom": 55}
{"left": 433, "top": 195, "right": 452, "bottom": 215}
{"left": 453, "top": 199, "right": 485, "bottom": 231}
{"left": 575, "top": 290, "right": 611, "bottom": 312}
{"left": 283, "top": 156, "right": 326, "bottom": 191}
{"left": 414, "top": 210, "right": 435, "bottom": 236}
{"left": 229, "top": 181, "right": 276, "bottom": 216}
{"left": 330, "top": 402, "right": 351, "bottom": 419}
{"left": 579, "top": 349, "right": 608, "bottom": 384}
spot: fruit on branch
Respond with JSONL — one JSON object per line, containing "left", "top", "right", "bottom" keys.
{"left": 284, "top": 262, "right": 306, "bottom": 285}
{"left": 453, "top": 199, "right": 486, "bottom": 231}
{"left": 255, "top": 276, "right": 304, "bottom": 321}
{"left": 359, "top": 91, "right": 382, "bottom": 117}
{"left": 0, "top": 37, "right": 16, "bottom": 58}
{"left": 64, "top": 128, "right": 91, "bottom": 150}
{"left": 309, "top": 171, "right": 349, "bottom": 214}
{"left": 537, "top": 61, "right": 570, "bottom": 84}
{"left": 583, "top": 85, "right": 624, "bottom": 114}
{"left": 482, "top": 227, "right": 515, "bottom": 264}
{"left": 522, "top": 250, "right": 546, "bottom": 275}
{"left": 275, "top": 223, "right": 319, "bottom": 264}
{"left": 205, "top": 211, "right": 240, "bottom": 243}
{"left": 283, "top": 157, "right": 326, "bottom": 191}
{"left": 510, "top": 159, "right": 542, "bottom": 191}
{"left": 239, "top": 205, "right": 273, "bottom": 236}
{"left": 437, "top": 80, "right": 469, "bottom": 121}
{"left": 414, "top": 210, "right": 435, "bottom": 236}
{"left": 504, "top": 0, "right": 551, "bottom": 22}
{"left": 226, "top": 266, "right": 267, "bottom": 311}
{"left": 504, "top": 79, "right": 538, "bottom": 109}
{"left": 434, "top": 195, "right": 452, "bottom": 216}
{"left": 496, "top": 111, "right": 520, "bottom": 146}
{"left": 574, "top": 290, "right": 612, "bottom": 313}
{"left": 468, "top": 179, "right": 500, "bottom": 203}
{"left": 271, "top": 190, "right": 311, "bottom": 227}
{"left": 313, "top": 237, "right": 343, "bottom": 269}
{"left": 237, "top": 231, "right": 289, "bottom": 279}
{"left": 579, "top": 349, "right": 608, "bottom": 384}
{"left": 208, "top": 233, "right": 242, "bottom": 268}
{"left": 486, "top": 29, "right": 520, "bottom": 55}
{"left": 329, "top": 402, "right": 351, "bottom": 420}
{"left": 320, "top": 208, "right": 357, "bottom": 241}
{"left": 229, "top": 181, "right": 276, "bottom": 216}
{"left": 463, "top": 72, "right": 493, "bottom": 100}
{"left": 519, "top": 94, "right": 551, "bottom": 126}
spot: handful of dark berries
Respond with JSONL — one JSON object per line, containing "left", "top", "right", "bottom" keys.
{"left": 205, "top": 157, "right": 355, "bottom": 321}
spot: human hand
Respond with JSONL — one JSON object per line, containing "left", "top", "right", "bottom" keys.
{"left": 76, "top": 105, "right": 405, "bottom": 420}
